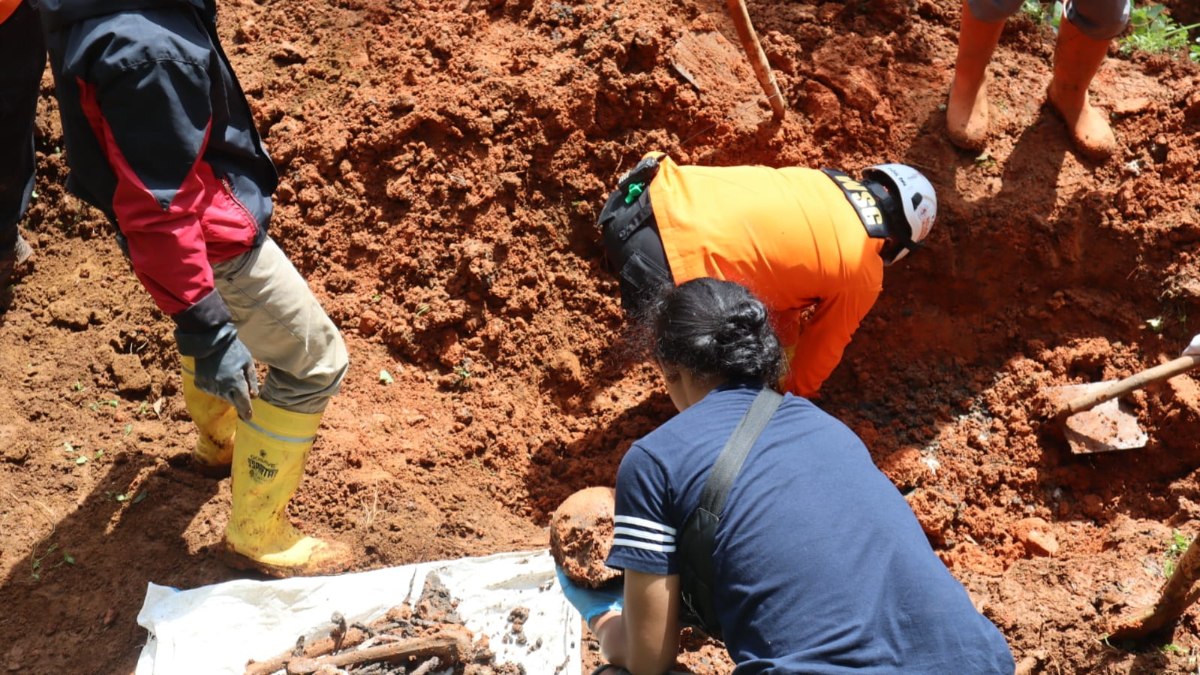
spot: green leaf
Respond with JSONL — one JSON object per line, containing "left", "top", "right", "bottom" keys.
{"left": 115, "top": 493, "right": 128, "bottom": 502}
{"left": 132, "top": 491, "right": 148, "bottom": 504}
{"left": 94, "top": 450, "right": 104, "bottom": 459}
{"left": 1146, "top": 316, "right": 1165, "bottom": 333}
{"left": 124, "top": 424, "right": 133, "bottom": 436}
{"left": 63, "top": 553, "right": 75, "bottom": 565}
{"left": 63, "top": 442, "right": 75, "bottom": 453}
{"left": 75, "top": 456, "right": 88, "bottom": 465}
{"left": 379, "top": 369, "right": 395, "bottom": 385}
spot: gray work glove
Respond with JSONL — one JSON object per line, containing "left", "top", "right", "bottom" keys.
{"left": 176, "top": 323, "right": 259, "bottom": 421}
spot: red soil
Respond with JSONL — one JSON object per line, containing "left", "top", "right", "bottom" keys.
{"left": 2, "top": 0, "right": 1200, "bottom": 673}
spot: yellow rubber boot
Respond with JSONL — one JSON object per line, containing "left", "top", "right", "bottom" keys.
{"left": 946, "top": 1, "right": 1005, "bottom": 151}
{"left": 181, "top": 355, "right": 237, "bottom": 476}
{"left": 1047, "top": 19, "right": 1117, "bottom": 161}
{"left": 223, "top": 399, "right": 352, "bottom": 577}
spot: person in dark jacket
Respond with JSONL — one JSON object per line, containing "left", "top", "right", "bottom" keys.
{"left": 32, "top": 0, "right": 351, "bottom": 577}
{"left": 556, "top": 278, "right": 1015, "bottom": 674}
{"left": 0, "top": 0, "right": 42, "bottom": 290}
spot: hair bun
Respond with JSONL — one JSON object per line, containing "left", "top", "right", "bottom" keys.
{"left": 729, "top": 300, "right": 767, "bottom": 330}
{"left": 647, "top": 278, "right": 783, "bottom": 385}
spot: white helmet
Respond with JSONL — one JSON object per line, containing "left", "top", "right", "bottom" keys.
{"left": 862, "top": 163, "right": 937, "bottom": 264}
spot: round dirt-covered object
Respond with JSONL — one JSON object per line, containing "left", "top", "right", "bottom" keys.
{"left": 549, "top": 487, "right": 622, "bottom": 588}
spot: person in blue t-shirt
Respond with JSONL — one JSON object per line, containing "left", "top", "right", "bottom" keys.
{"left": 555, "top": 277, "right": 1015, "bottom": 675}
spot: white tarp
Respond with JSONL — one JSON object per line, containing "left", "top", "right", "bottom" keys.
{"left": 135, "top": 549, "right": 581, "bottom": 675}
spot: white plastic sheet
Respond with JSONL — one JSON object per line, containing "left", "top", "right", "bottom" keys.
{"left": 135, "top": 549, "right": 581, "bottom": 675}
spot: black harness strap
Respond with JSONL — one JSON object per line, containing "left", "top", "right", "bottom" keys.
{"left": 678, "top": 387, "right": 783, "bottom": 638}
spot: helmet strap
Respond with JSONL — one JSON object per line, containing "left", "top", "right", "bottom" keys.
{"left": 862, "top": 178, "right": 909, "bottom": 241}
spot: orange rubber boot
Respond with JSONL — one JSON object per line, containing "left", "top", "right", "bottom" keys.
{"left": 1047, "top": 19, "right": 1117, "bottom": 161}
{"left": 946, "top": 1, "right": 1005, "bottom": 151}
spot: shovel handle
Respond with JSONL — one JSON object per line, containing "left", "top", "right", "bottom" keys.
{"left": 1062, "top": 354, "right": 1200, "bottom": 415}
{"left": 725, "top": 0, "right": 787, "bottom": 121}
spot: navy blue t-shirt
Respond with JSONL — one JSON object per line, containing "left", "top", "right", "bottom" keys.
{"left": 606, "top": 385, "right": 1014, "bottom": 674}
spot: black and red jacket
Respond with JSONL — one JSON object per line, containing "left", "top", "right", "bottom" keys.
{"left": 37, "top": 0, "right": 277, "bottom": 332}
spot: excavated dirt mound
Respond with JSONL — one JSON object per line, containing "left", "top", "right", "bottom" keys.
{"left": 2, "top": 0, "right": 1200, "bottom": 673}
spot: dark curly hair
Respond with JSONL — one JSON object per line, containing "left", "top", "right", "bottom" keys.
{"left": 646, "top": 278, "right": 783, "bottom": 386}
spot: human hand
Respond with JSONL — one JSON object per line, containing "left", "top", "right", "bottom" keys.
{"left": 1185, "top": 334, "right": 1200, "bottom": 357}
{"left": 177, "top": 323, "right": 259, "bottom": 420}
{"left": 556, "top": 566, "right": 623, "bottom": 626}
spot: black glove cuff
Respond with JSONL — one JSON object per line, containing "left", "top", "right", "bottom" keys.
{"left": 175, "top": 319, "right": 238, "bottom": 359}
{"left": 173, "top": 289, "right": 233, "bottom": 333}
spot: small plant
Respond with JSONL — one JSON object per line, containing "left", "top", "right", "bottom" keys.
{"left": 1191, "top": 36, "right": 1200, "bottom": 63}
{"left": 453, "top": 358, "right": 474, "bottom": 390}
{"left": 71, "top": 381, "right": 86, "bottom": 392}
{"left": 1120, "top": 4, "right": 1198, "bottom": 55}
{"left": 1160, "top": 642, "right": 1185, "bottom": 654}
{"left": 30, "top": 543, "right": 75, "bottom": 581}
{"left": 1020, "top": 0, "right": 1063, "bottom": 27}
{"left": 136, "top": 398, "right": 164, "bottom": 418}
{"left": 1145, "top": 316, "right": 1165, "bottom": 333}
{"left": 360, "top": 486, "right": 380, "bottom": 529}
{"left": 88, "top": 398, "right": 119, "bottom": 412}
{"left": 414, "top": 303, "right": 431, "bottom": 317}
{"left": 1021, "top": 0, "right": 1045, "bottom": 21}
{"left": 110, "top": 490, "right": 146, "bottom": 504}
{"left": 378, "top": 369, "right": 395, "bottom": 385}
{"left": 1164, "top": 530, "right": 1190, "bottom": 577}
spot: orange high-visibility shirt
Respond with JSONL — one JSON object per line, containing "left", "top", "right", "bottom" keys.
{"left": 0, "top": 0, "right": 22, "bottom": 24}
{"left": 647, "top": 155, "right": 884, "bottom": 398}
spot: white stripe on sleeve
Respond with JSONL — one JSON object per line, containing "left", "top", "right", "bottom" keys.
{"left": 613, "top": 537, "right": 677, "bottom": 553}
{"left": 613, "top": 527, "right": 675, "bottom": 543}
{"left": 614, "top": 515, "right": 678, "bottom": 535}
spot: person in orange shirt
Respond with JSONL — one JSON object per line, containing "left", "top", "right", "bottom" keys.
{"left": 599, "top": 153, "right": 937, "bottom": 399}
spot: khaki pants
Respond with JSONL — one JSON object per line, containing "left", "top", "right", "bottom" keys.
{"left": 212, "top": 238, "right": 348, "bottom": 414}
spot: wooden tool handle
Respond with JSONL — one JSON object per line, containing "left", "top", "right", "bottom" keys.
{"left": 725, "top": 0, "right": 787, "bottom": 121}
{"left": 1064, "top": 354, "right": 1200, "bottom": 415}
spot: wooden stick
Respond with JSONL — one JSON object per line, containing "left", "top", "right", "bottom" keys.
{"left": 1108, "top": 533, "right": 1200, "bottom": 641}
{"left": 245, "top": 625, "right": 374, "bottom": 675}
{"left": 286, "top": 630, "right": 471, "bottom": 674}
{"left": 725, "top": 0, "right": 787, "bottom": 121}
{"left": 1058, "top": 355, "right": 1200, "bottom": 418}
